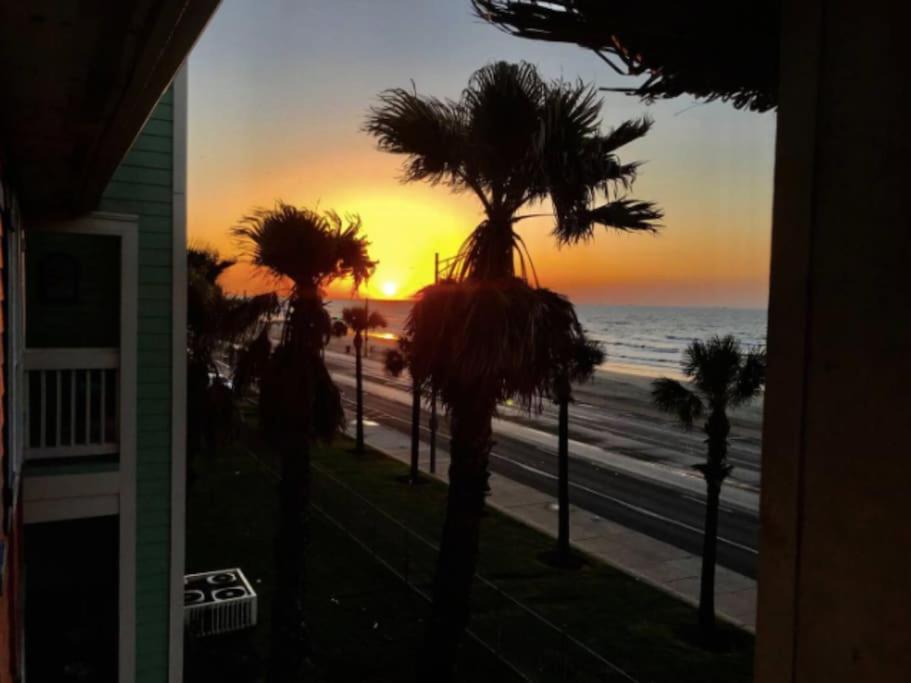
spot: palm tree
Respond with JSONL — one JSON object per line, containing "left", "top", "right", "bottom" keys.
{"left": 546, "top": 337, "right": 604, "bottom": 568}
{"left": 651, "top": 335, "right": 765, "bottom": 638}
{"left": 366, "top": 61, "right": 661, "bottom": 677}
{"left": 186, "top": 246, "right": 277, "bottom": 456}
{"left": 231, "top": 203, "right": 375, "bottom": 681}
{"left": 330, "top": 318, "right": 348, "bottom": 340}
{"left": 382, "top": 338, "right": 423, "bottom": 484}
{"left": 341, "top": 306, "right": 388, "bottom": 454}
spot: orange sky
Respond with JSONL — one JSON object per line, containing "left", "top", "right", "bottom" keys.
{"left": 187, "top": 1, "right": 776, "bottom": 308}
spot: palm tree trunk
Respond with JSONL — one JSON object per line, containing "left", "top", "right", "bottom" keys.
{"left": 699, "top": 476, "right": 721, "bottom": 637}
{"left": 429, "top": 384, "right": 438, "bottom": 474}
{"left": 420, "top": 394, "right": 496, "bottom": 680}
{"left": 354, "top": 332, "right": 364, "bottom": 454}
{"left": 410, "top": 380, "right": 421, "bottom": 482}
{"left": 556, "top": 396, "right": 570, "bottom": 560}
{"left": 268, "top": 439, "right": 311, "bottom": 681}
{"left": 698, "top": 411, "right": 730, "bottom": 639}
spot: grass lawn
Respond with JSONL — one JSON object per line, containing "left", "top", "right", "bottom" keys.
{"left": 184, "top": 436, "right": 515, "bottom": 682}
{"left": 306, "top": 441, "right": 756, "bottom": 683}
{"left": 185, "top": 408, "right": 754, "bottom": 682}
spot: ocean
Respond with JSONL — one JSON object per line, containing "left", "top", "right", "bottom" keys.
{"left": 325, "top": 299, "right": 767, "bottom": 379}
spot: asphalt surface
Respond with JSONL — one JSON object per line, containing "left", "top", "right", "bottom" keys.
{"left": 326, "top": 353, "right": 761, "bottom": 578}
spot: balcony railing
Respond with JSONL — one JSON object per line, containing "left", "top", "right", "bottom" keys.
{"left": 24, "top": 348, "right": 120, "bottom": 460}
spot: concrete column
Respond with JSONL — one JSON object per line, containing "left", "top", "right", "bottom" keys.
{"left": 755, "top": 1, "right": 911, "bottom": 681}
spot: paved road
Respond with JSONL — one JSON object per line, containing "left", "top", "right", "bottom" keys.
{"left": 326, "top": 352, "right": 761, "bottom": 578}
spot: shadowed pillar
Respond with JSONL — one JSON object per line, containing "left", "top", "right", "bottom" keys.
{"left": 756, "top": 0, "right": 911, "bottom": 680}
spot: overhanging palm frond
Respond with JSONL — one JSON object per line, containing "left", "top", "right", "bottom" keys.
{"left": 651, "top": 378, "right": 704, "bottom": 429}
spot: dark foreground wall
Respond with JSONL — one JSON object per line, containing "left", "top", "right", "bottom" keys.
{"left": 756, "top": 1, "right": 911, "bottom": 681}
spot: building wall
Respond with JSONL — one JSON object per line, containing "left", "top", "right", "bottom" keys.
{"left": 99, "top": 87, "right": 176, "bottom": 682}
{"left": 756, "top": 0, "right": 911, "bottom": 680}
{"left": 1, "top": 164, "right": 24, "bottom": 683}
{"left": 0, "top": 163, "right": 12, "bottom": 683}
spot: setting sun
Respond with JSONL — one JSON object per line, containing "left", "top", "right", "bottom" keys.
{"left": 381, "top": 281, "right": 398, "bottom": 298}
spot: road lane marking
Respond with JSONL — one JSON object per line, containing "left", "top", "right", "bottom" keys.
{"left": 343, "top": 396, "right": 758, "bottom": 557}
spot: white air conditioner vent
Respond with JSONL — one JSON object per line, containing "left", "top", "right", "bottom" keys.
{"left": 184, "top": 568, "right": 258, "bottom": 637}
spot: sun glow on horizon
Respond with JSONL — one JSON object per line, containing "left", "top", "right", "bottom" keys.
{"left": 381, "top": 281, "right": 398, "bottom": 298}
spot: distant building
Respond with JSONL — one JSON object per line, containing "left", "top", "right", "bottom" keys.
{"left": 0, "top": 2, "right": 219, "bottom": 681}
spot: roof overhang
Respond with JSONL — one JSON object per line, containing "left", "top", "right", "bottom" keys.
{"left": 0, "top": 0, "right": 220, "bottom": 218}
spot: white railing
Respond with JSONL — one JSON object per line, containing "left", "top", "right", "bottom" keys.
{"left": 24, "top": 348, "right": 120, "bottom": 460}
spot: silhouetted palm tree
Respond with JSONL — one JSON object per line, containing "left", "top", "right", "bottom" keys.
{"left": 547, "top": 337, "right": 604, "bottom": 567}
{"left": 366, "top": 61, "right": 661, "bottom": 677}
{"left": 382, "top": 338, "right": 423, "bottom": 483}
{"left": 651, "top": 335, "right": 765, "bottom": 638}
{"left": 187, "top": 246, "right": 277, "bottom": 456}
{"left": 231, "top": 203, "right": 375, "bottom": 681}
{"left": 330, "top": 318, "right": 348, "bottom": 339}
{"left": 341, "top": 306, "right": 388, "bottom": 454}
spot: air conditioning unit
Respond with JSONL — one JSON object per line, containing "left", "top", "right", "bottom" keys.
{"left": 184, "top": 568, "right": 258, "bottom": 637}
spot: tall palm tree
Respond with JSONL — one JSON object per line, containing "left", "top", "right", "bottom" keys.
{"left": 186, "top": 246, "right": 277, "bottom": 456}
{"left": 366, "top": 61, "right": 661, "bottom": 677}
{"left": 231, "top": 203, "right": 375, "bottom": 681}
{"left": 547, "top": 337, "right": 604, "bottom": 567}
{"left": 382, "top": 338, "right": 423, "bottom": 484}
{"left": 651, "top": 335, "right": 765, "bottom": 638}
{"left": 341, "top": 306, "right": 388, "bottom": 454}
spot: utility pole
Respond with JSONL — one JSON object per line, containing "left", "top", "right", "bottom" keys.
{"left": 429, "top": 252, "right": 439, "bottom": 474}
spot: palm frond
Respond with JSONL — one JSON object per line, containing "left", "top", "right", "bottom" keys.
{"left": 683, "top": 335, "right": 742, "bottom": 405}
{"left": 325, "top": 211, "right": 377, "bottom": 290}
{"left": 231, "top": 326, "right": 272, "bottom": 397}
{"left": 366, "top": 61, "right": 661, "bottom": 279}
{"left": 342, "top": 306, "right": 388, "bottom": 333}
{"left": 232, "top": 202, "right": 376, "bottom": 293}
{"left": 567, "top": 337, "right": 605, "bottom": 384}
{"left": 732, "top": 347, "right": 766, "bottom": 406}
{"left": 383, "top": 347, "right": 407, "bottom": 378}
{"left": 188, "top": 245, "right": 236, "bottom": 285}
{"left": 368, "top": 311, "right": 388, "bottom": 330}
{"left": 601, "top": 116, "right": 653, "bottom": 153}
{"left": 463, "top": 61, "right": 547, "bottom": 201}
{"left": 330, "top": 320, "right": 348, "bottom": 338}
{"left": 222, "top": 292, "right": 279, "bottom": 342}
{"left": 651, "top": 378, "right": 703, "bottom": 429}
{"left": 364, "top": 88, "right": 467, "bottom": 188}
{"left": 407, "top": 277, "right": 590, "bottom": 413}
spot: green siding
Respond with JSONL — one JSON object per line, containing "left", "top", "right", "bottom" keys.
{"left": 25, "top": 232, "right": 121, "bottom": 348}
{"left": 99, "top": 87, "right": 175, "bottom": 682}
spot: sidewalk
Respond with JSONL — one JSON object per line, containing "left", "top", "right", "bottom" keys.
{"left": 360, "top": 419, "right": 758, "bottom": 632}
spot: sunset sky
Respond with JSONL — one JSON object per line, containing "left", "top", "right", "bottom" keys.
{"left": 187, "top": 0, "right": 776, "bottom": 308}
